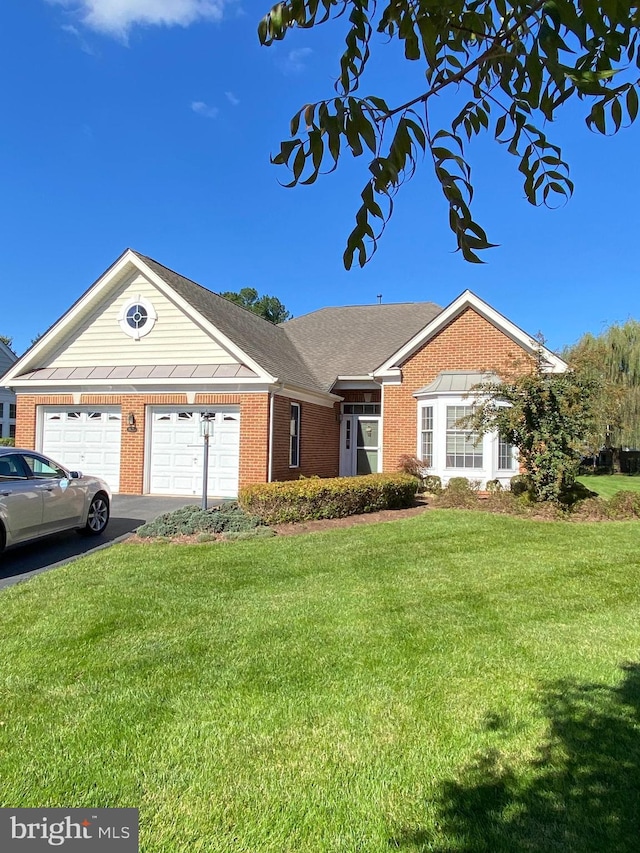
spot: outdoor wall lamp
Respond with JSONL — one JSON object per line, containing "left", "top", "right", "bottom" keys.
{"left": 127, "top": 412, "right": 137, "bottom": 433}
{"left": 363, "top": 392, "right": 373, "bottom": 403}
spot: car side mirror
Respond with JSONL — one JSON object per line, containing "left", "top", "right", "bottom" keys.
{"left": 69, "top": 471, "right": 83, "bottom": 479}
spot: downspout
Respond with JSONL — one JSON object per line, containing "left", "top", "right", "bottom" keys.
{"left": 267, "top": 386, "right": 277, "bottom": 483}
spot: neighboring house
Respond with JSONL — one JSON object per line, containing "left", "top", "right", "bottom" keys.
{"left": 0, "top": 341, "right": 17, "bottom": 440}
{"left": 2, "top": 249, "right": 566, "bottom": 497}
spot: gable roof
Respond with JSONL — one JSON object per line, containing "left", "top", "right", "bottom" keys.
{"left": 132, "top": 253, "right": 324, "bottom": 394}
{"left": 281, "top": 302, "right": 443, "bottom": 391}
{"left": 0, "top": 339, "right": 17, "bottom": 383}
{"left": 375, "top": 290, "right": 567, "bottom": 376}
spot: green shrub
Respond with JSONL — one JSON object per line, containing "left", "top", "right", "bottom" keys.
{"left": 137, "top": 502, "right": 264, "bottom": 539}
{"left": 558, "top": 481, "right": 598, "bottom": 506}
{"left": 434, "top": 477, "right": 479, "bottom": 509}
{"left": 422, "top": 475, "right": 442, "bottom": 494}
{"left": 239, "top": 473, "right": 419, "bottom": 524}
{"left": 486, "top": 479, "right": 503, "bottom": 493}
{"left": 0, "top": 437, "right": 15, "bottom": 447}
{"left": 607, "top": 491, "right": 640, "bottom": 519}
{"left": 509, "top": 474, "right": 534, "bottom": 498}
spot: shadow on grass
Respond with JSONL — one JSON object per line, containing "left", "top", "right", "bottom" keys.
{"left": 391, "top": 662, "right": 640, "bottom": 852}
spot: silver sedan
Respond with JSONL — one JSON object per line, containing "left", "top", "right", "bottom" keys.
{"left": 0, "top": 448, "right": 111, "bottom": 552}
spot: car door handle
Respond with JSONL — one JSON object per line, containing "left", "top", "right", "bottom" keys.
{"left": 1, "top": 491, "right": 9, "bottom": 497}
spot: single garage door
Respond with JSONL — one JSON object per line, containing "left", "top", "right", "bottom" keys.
{"left": 41, "top": 408, "right": 122, "bottom": 492}
{"left": 148, "top": 409, "right": 240, "bottom": 498}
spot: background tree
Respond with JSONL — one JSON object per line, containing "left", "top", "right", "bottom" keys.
{"left": 220, "top": 287, "right": 292, "bottom": 323}
{"left": 259, "top": 0, "right": 640, "bottom": 267}
{"left": 469, "top": 358, "right": 599, "bottom": 501}
{"left": 0, "top": 335, "right": 14, "bottom": 351}
{"left": 565, "top": 319, "right": 640, "bottom": 456}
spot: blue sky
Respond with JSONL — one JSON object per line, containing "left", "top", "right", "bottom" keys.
{"left": 1, "top": 0, "right": 638, "bottom": 356}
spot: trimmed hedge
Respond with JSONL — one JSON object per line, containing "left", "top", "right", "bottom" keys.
{"left": 239, "top": 473, "right": 419, "bottom": 524}
{"left": 0, "top": 438, "right": 15, "bottom": 447}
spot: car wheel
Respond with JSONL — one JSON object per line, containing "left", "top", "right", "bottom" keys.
{"left": 82, "top": 493, "right": 110, "bottom": 536}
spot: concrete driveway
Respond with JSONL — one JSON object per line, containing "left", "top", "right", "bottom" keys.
{"left": 0, "top": 495, "right": 206, "bottom": 590}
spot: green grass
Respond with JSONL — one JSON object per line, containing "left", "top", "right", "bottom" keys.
{"left": 578, "top": 472, "right": 640, "bottom": 498}
{"left": 1, "top": 510, "right": 640, "bottom": 851}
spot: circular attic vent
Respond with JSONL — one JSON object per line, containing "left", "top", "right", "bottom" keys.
{"left": 119, "top": 297, "right": 157, "bottom": 340}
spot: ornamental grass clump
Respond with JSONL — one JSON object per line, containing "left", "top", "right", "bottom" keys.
{"left": 239, "top": 473, "right": 418, "bottom": 524}
{"left": 136, "top": 502, "right": 264, "bottom": 539}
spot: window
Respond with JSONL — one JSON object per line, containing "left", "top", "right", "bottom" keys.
{"left": 119, "top": 297, "right": 157, "bottom": 339}
{"left": 420, "top": 406, "right": 434, "bottom": 466}
{"left": 9, "top": 404, "right": 16, "bottom": 420}
{"left": 446, "top": 405, "right": 483, "bottom": 469}
{"left": 343, "top": 403, "right": 381, "bottom": 415}
{"left": 498, "top": 436, "right": 515, "bottom": 470}
{"left": 289, "top": 403, "right": 301, "bottom": 468}
{"left": 126, "top": 303, "right": 148, "bottom": 331}
{"left": 22, "top": 455, "right": 66, "bottom": 479}
{"left": 9, "top": 424, "right": 15, "bottom": 439}
{"left": 0, "top": 454, "right": 28, "bottom": 480}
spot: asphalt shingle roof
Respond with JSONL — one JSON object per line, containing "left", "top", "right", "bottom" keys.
{"left": 281, "top": 302, "right": 442, "bottom": 390}
{"left": 135, "top": 252, "right": 444, "bottom": 394}
{"left": 134, "top": 253, "right": 323, "bottom": 393}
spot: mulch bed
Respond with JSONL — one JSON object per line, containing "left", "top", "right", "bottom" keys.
{"left": 271, "top": 497, "right": 432, "bottom": 536}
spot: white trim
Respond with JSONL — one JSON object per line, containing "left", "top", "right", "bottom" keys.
{"left": 375, "top": 290, "right": 567, "bottom": 376}
{"left": 9, "top": 381, "right": 277, "bottom": 396}
{"left": 2, "top": 250, "right": 277, "bottom": 386}
{"left": 379, "top": 383, "right": 385, "bottom": 472}
{"left": 268, "top": 391, "right": 275, "bottom": 482}
{"left": 144, "top": 405, "right": 241, "bottom": 497}
{"left": 289, "top": 402, "right": 301, "bottom": 468}
{"left": 273, "top": 384, "right": 341, "bottom": 408}
{"left": 416, "top": 394, "right": 515, "bottom": 488}
{"left": 118, "top": 295, "right": 157, "bottom": 340}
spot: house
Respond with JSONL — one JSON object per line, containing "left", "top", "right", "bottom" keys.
{"left": 2, "top": 249, "right": 566, "bottom": 496}
{"left": 0, "top": 340, "right": 17, "bottom": 440}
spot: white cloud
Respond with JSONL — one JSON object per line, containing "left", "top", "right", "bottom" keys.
{"left": 61, "top": 22, "right": 96, "bottom": 54}
{"left": 281, "top": 47, "right": 313, "bottom": 74}
{"left": 191, "top": 100, "right": 219, "bottom": 119}
{"left": 48, "top": 1, "right": 226, "bottom": 38}
{"left": 225, "top": 91, "right": 240, "bottom": 106}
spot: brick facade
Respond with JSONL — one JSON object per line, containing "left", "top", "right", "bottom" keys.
{"left": 16, "top": 391, "right": 271, "bottom": 494}
{"left": 382, "top": 307, "right": 529, "bottom": 473}
{"left": 13, "top": 307, "right": 534, "bottom": 493}
{"left": 271, "top": 394, "right": 339, "bottom": 481}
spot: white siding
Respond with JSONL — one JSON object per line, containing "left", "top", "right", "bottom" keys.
{"left": 0, "top": 345, "right": 17, "bottom": 439}
{"left": 44, "top": 273, "right": 239, "bottom": 368}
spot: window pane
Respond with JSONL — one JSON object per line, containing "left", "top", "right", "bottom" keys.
{"left": 22, "top": 456, "right": 64, "bottom": 478}
{"left": 9, "top": 404, "right": 16, "bottom": 420}
{"left": 498, "top": 436, "right": 515, "bottom": 470}
{"left": 446, "top": 405, "right": 482, "bottom": 468}
{"left": 289, "top": 404, "right": 300, "bottom": 467}
{"left": 420, "top": 406, "right": 433, "bottom": 466}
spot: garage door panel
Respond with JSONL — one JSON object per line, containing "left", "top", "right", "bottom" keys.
{"left": 148, "top": 409, "right": 240, "bottom": 498}
{"left": 41, "top": 409, "right": 121, "bottom": 492}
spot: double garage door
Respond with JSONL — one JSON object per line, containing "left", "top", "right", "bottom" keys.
{"left": 40, "top": 407, "right": 240, "bottom": 498}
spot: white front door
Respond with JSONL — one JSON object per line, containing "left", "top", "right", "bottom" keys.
{"left": 147, "top": 409, "right": 240, "bottom": 498}
{"left": 340, "top": 415, "right": 381, "bottom": 476}
{"left": 40, "top": 408, "right": 122, "bottom": 492}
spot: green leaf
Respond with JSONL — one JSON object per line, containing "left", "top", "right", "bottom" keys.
{"left": 627, "top": 85, "right": 639, "bottom": 123}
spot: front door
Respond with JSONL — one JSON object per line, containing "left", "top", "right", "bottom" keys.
{"left": 340, "top": 416, "right": 381, "bottom": 476}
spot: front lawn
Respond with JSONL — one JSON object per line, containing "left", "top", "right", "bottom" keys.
{"left": 578, "top": 473, "right": 640, "bottom": 498}
{"left": 1, "top": 511, "right": 639, "bottom": 851}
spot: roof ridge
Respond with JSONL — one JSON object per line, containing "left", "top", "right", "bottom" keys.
{"left": 132, "top": 250, "right": 284, "bottom": 328}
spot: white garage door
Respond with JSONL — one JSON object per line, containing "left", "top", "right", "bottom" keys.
{"left": 41, "top": 408, "right": 122, "bottom": 492}
{"left": 148, "top": 409, "right": 240, "bottom": 498}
